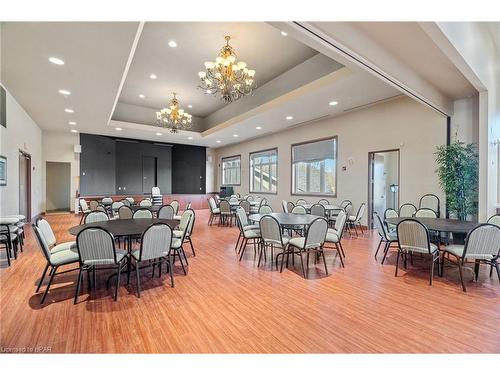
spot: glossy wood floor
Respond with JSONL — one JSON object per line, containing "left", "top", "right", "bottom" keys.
{"left": 1, "top": 210, "right": 499, "bottom": 353}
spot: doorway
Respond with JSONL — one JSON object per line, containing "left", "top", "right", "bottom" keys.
{"left": 46, "top": 161, "right": 71, "bottom": 212}
{"left": 368, "top": 149, "right": 399, "bottom": 228}
{"left": 18, "top": 150, "right": 31, "bottom": 221}
{"left": 142, "top": 156, "right": 157, "bottom": 193}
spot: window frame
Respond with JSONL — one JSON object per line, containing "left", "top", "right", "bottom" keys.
{"left": 249, "top": 147, "right": 278, "bottom": 195}
{"left": 290, "top": 136, "right": 338, "bottom": 198}
{"left": 221, "top": 154, "right": 241, "bottom": 186}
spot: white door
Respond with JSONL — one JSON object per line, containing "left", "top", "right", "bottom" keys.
{"left": 373, "top": 154, "right": 387, "bottom": 216}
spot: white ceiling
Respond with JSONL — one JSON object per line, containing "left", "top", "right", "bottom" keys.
{"left": 117, "top": 22, "right": 318, "bottom": 117}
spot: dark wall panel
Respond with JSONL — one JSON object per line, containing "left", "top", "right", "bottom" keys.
{"left": 172, "top": 144, "right": 206, "bottom": 194}
{"left": 80, "top": 134, "right": 116, "bottom": 195}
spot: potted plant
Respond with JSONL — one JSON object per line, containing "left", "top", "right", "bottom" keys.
{"left": 435, "top": 140, "right": 479, "bottom": 243}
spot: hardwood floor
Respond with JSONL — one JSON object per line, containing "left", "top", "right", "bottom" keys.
{"left": 1, "top": 210, "right": 499, "bottom": 353}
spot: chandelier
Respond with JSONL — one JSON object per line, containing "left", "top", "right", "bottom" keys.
{"left": 198, "top": 35, "right": 256, "bottom": 103}
{"left": 156, "top": 93, "right": 193, "bottom": 133}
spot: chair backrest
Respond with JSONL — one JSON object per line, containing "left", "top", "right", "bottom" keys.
{"left": 291, "top": 205, "right": 306, "bottom": 214}
{"left": 139, "top": 199, "right": 152, "bottom": 207}
{"left": 282, "top": 200, "right": 288, "bottom": 213}
{"left": 102, "top": 197, "right": 113, "bottom": 205}
{"left": 151, "top": 186, "right": 161, "bottom": 196}
{"left": 229, "top": 197, "right": 239, "bottom": 205}
{"left": 120, "top": 199, "right": 131, "bottom": 207}
{"left": 486, "top": 214, "right": 500, "bottom": 227}
{"left": 247, "top": 195, "right": 254, "bottom": 202}
{"left": 296, "top": 199, "right": 307, "bottom": 205}
{"left": 343, "top": 203, "right": 353, "bottom": 216}
{"left": 334, "top": 210, "right": 348, "bottom": 239}
{"left": 414, "top": 208, "right": 437, "bottom": 218}
{"left": 219, "top": 200, "right": 231, "bottom": 215}
{"left": 85, "top": 211, "right": 109, "bottom": 224}
{"left": 158, "top": 205, "right": 174, "bottom": 219}
{"left": 230, "top": 194, "right": 238, "bottom": 198}
{"left": 340, "top": 200, "right": 352, "bottom": 209}
{"left": 208, "top": 197, "right": 217, "bottom": 212}
{"left": 138, "top": 223, "right": 172, "bottom": 261}
{"left": 463, "top": 223, "right": 500, "bottom": 260}
{"left": 235, "top": 207, "right": 248, "bottom": 233}
{"left": 310, "top": 204, "right": 325, "bottom": 217}
{"left": 185, "top": 201, "right": 192, "bottom": 210}
{"left": 76, "top": 227, "right": 118, "bottom": 265}
{"left": 372, "top": 212, "right": 389, "bottom": 240}
{"left": 185, "top": 209, "right": 195, "bottom": 236}
{"left": 32, "top": 223, "right": 52, "bottom": 263}
{"left": 89, "top": 200, "right": 99, "bottom": 211}
{"left": 355, "top": 203, "right": 366, "bottom": 221}
{"left": 399, "top": 203, "right": 417, "bottom": 218}
{"left": 240, "top": 200, "right": 251, "bottom": 214}
{"left": 178, "top": 209, "right": 194, "bottom": 234}
{"left": 133, "top": 209, "right": 153, "bottom": 219}
{"left": 259, "top": 205, "right": 273, "bottom": 214}
{"left": 111, "top": 201, "right": 124, "bottom": 212}
{"left": 260, "top": 215, "right": 284, "bottom": 247}
{"left": 118, "top": 205, "right": 133, "bottom": 219}
{"left": 419, "top": 194, "right": 440, "bottom": 217}
{"left": 96, "top": 205, "right": 107, "bottom": 213}
{"left": 397, "top": 219, "right": 431, "bottom": 253}
{"left": 318, "top": 199, "right": 330, "bottom": 205}
{"left": 384, "top": 208, "right": 399, "bottom": 219}
{"left": 79, "top": 198, "right": 89, "bottom": 211}
{"left": 126, "top": 197, "right": 135, "bottom": 204}
{"left": 287, "top": 201, "right": 295, "bottom": 213}
{"left": 304, "top": 218, "right": 328, "bottom": 249}
{"left": 36, "top": 218, "right": 57, "bottom": 248}
{"left": 170, "top": 200, "right": 179, "bottom": 214}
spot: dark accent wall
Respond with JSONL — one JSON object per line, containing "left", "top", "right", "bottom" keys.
{"left": 172, "top": 144, "right": 206, "bottom": 194}
{"left": 80, "top": 134, "right": 205, "bottom": 195}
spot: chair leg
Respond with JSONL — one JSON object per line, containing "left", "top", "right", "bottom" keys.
{"left": 168, "top": 254, "right": 175, "bottom": 287}
{"left": 429, "top": 254, "right": 435, "bottom": 286}
{"left": 41, "top": 266, "right": 58, "bottom": 304}
{"left": 136, "top": 261, "right": 141, "bottom": 298}
{"left": 395, "top": 250, "right": 401, "bottom": 277}
{"left": 374, "top": 238, "right": 383, "bottom": 259}
{"left": 188, "top": 237, "right": 195, "bottom": 256}
{"left": 235, "top": 233, "right": 241, "bottom": 252}
{"left": 474, "top": 260, "right": 480, "bottom": 282}
{"left": 458, "top": 259, "right": 467, "bottom": 292}
{"left": 335, "top": 243, "right": 345, "bottom": 268}
{"left": 115, "top": 263, "right": 122, "bottom": 301}
{"left": 299, "top": 250, "right": 306, "bottom": 279}
{"left": 381, "top": 242, "right": 390, "bottom": 264}
{"left": 36, "top": 263, "right": 50, "bottom": 292}
{"left": 239, "top": 239, "right": 248, "bottom": 261}
{"left": 494, "top": 262, "right": 500, "bottom": 282}
{"left": 176, "top": 249, "right": 187, "bottom": 275}
{"left": 321, "top": 249, "right": 329, "bottom": 275}
{"left": 73, "top": 266, "right": 83, "bottom": 304}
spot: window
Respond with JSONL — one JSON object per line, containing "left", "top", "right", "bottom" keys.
{"left": 250, "top": 148, "right": 278, "bottom": 193}
{"left": 221, "top": 155, "right": 241, "bottom": 185}
{"left": 292, "top": 137, "right": 337, "bottom": 196}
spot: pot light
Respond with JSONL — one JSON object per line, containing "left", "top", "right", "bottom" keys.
{"left": 156, "top": 132, "right": 162, "bottom": 136}
{"left": 216, "top": 140, "right": 221, "bottom": 143}
{"left": 149, "top": 74, "right": 157, "bottom": 79}
{"left": 139, "top": 94, "right": 145, "bottom": 98}
{"left": 68, "top": 121, "right": 77, "bottom": 125}
{"left": 281, "top": 31, "right": 288, "bottom": 36}
{"left": 115, "top": 127, "right": 122, "bottom": 131}
{"left": 286, "top": 116, "right": 293, "bottom": 120}
{"left": 256, "top": 126, "right": 262, "bottom": 130}
{"left": 58, "top": 89, "right": 71, "bottom": 95}
{"left": 188, "top": 136, "right": 193, "bottom": 140}
{"left": 49, "top": 57, "right": 64, "bottom": 65}
{"left": 168, "top": 40, "right": 177, "bottom": 48}
{"left": 64, "top": 108, "right": 74, "bottom": 113}
{"left": 70, "top": 129, "right": 78, "bottom": 133}
{"left": 187, "top": 104, "right": 193, "bottom": 108}
{"left": 233, "top": 134, "right": 239, "bottom": 137}
{"left": 329, "top": 101, "right": 338, "bottom": 106}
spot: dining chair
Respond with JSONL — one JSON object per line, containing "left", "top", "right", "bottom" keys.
{"left": 259, "top": 215, "right": 290, "bottom": 269}
{"left": 384, "top": 208, "right": 399, "bottom": 233}
{"left": 419, "top": 194, "right": 440, "bottom": 218}
{"left": 102, "top": 197, "right": 113, "bottom": 205}
{"left": 318, "top": 199, "right": 330, "bottom": 205}
{"left": 399, "top": 203, "right": 417, "bottom": 218}
{"left": 125, "top": 197, "right": 135, "bottom": 205}
{"left": 286, "top": 201, "right": 295, "bottom": 213}
{"left": 132, "top": 223, "right": 174, "bottom": 295}
{"left": 173, "top": 201, "right": 191, "bottom": 220}
{"left": 170, "top": 200, "right": 180, "bottom": 215}
{"left": 133, "top": 209, "right": 153, "bottom": 219}
{"left": 74, "top": 227, "right": 128, "bottom": 303}
{"left": 118, "top": 205, "right": 133, "bottom": 219}
{"left": 158, "top": 205, "right": 175, "bottom": 219}
{"left": 219, "top": 200, "right": 233, "bottom": 226}
{"left": 79, "top": 199, "right": 91, "bottom": 223}
{"left": 323, "top": 210, "right": 348, "bottom": 267}
{"left": 310, "top": 203, "right": 326, "bottom": 217}
{"left": 281, "top": 200, "right": 288, "bottom": 213}
{"left": 85, "top": 211, "right": 109, "bottom": 224}
{"left": 373, "top": 212, "right": 398, "bottom": 263}
{"left": 247, "top": 195, "right": 254, "bottom": 202}
{"left": 347, "top": 203, "right": 366, "bottom": 236}
{"left": 111, "top": 201, "right": 124, "bottom": 218}
{"left": 296, "top": 199, "right": 307, "bottom": 206}
{"left": 169, "top": 211, "right": 193, "bottom": 275}
{"left": 234, "top": 206, "right": 259, "bottom": 252}
{"left": 487, "top": 214, "right": 500, "bottom": 227}
{"left": 282, "top": 217, "right": 329, "bottom": 278}
{"left": 207, "top": 197, "right": 220, "bottom": 225}
{"left": 291, "top": 205, "right": 306, "bottom": 214}
{"left": 236, "top": 207, "right": 261, "bottom": 261}
{"left": 96, "top": 204, "right": 107, "bottom": 214}
{"left": 139, "top": 199, "right": 152, "bottom": 207}
{"left": 1, "top": 224, "right": 20, "bottom": 266}
{"left": 240, "top": 200, "right": 251, "bottom": 214}
{"left": 32, "top": 221, "right": 80, "bottom": 304}
{"left": 441, "top": 223, "right": 500, "bottom": 291}
{"left": 89, "top": 200, "right": 99, "bottom": 211}
{"left": 414, "top": 208, "right": 437, "bottom": 218}
{"left": 259, "top": 205, "right": 273, "bottom": 214}
{"left": 395, "top": 219, "right": 440, "bottom": 285}
{"left": 173, "top": 209, "right": 196, "bottom": 256}
{"left": 120, "top": 199, "right": 131, "bottom": 207}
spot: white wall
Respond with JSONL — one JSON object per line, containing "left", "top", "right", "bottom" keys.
{"left": 42, "top": 130, "right": 80, "bottom": 212}
{"left": 205, "top": 147, "right": 217, "bottom": 193}
{"left": 0, "top": 86, "right": 43, "bottom": 217}
{"left": 214, "top": 96, "right": 447, "bottom": 225}
{"left": 451, "top": 95, "right": 479, "bottom": 144}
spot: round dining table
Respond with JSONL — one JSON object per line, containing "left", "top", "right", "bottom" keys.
{"left": 300, "top": 203, "right": 342, "bottom": 212}
{"left": 248, "top": 213, "right": 322, "bottom": 227}
{"left": 130, "top": 205, "right": 161, "bottom": 213}
{"left": 384, "top": 217, "right": 477, "bottom": 234}
{"left": 69, "top": 218, "right": 179, "bottom": 237}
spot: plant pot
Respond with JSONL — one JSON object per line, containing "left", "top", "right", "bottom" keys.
{"left": 451, "top": 232, "right": 467, "bottom": 245}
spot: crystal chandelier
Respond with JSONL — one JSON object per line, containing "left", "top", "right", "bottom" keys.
{"left": 198, "top": 35, "right": 256, "bottom": 103}
{"left": 156, "top": 93, "right": 193, "bottom": 133}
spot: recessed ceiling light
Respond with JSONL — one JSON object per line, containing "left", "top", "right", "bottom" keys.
{"left": 149, "top": 74, "right": 157, "bottom": 79}
{"left": 139, "top": 94, "right": 145, "bottom": 98}
{"left": 256, "top": 126, "right": 262, "bottom": 130}
{"left": 233, "top": 134, "right": 239, "bottom": 137}
{"left": 168, "top": 40, "right": 177, "bottom": 48}
{"left": 64, "top": 108, "right": 74, "bottom": 113}
{"left": 58, "top": 89, "right": 71, "bottom": 95}
{"left": 156, "top": 132, "right": 162, "bottom": 136}
{"left": 329, "top": 101, "right": 338, "bottom": 106}
{"left": 281, "top": 31, "right": 288, "bottom": 36}
{"left": 216, "top": 140, "right": 221, "bottom": 143}
{"left": 188, "top": 136, "right": 193, "bottom": 140}
{"left": 286, "top": 116, "right": 293, "bottom": 120}
{"left": 70, "top": 129, "right": 78, "bottom": 133}
{"left": 115, "top": 127, "right": 122, "bottom": 131}
{"left": 187, "top": 104, "right": 193, "bottom": 108}
{"left": 68, "top": 121, "right": 77, "bottom": 125}
{"left": 49, "top": 57, "right": 64, "bottom": 65}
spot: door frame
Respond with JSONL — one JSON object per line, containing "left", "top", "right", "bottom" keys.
{"left": 367, "top": 149, "right": 400, "bottom": 229}
{"left": 19, "top": 149, "right": 32, "bottom": 221}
